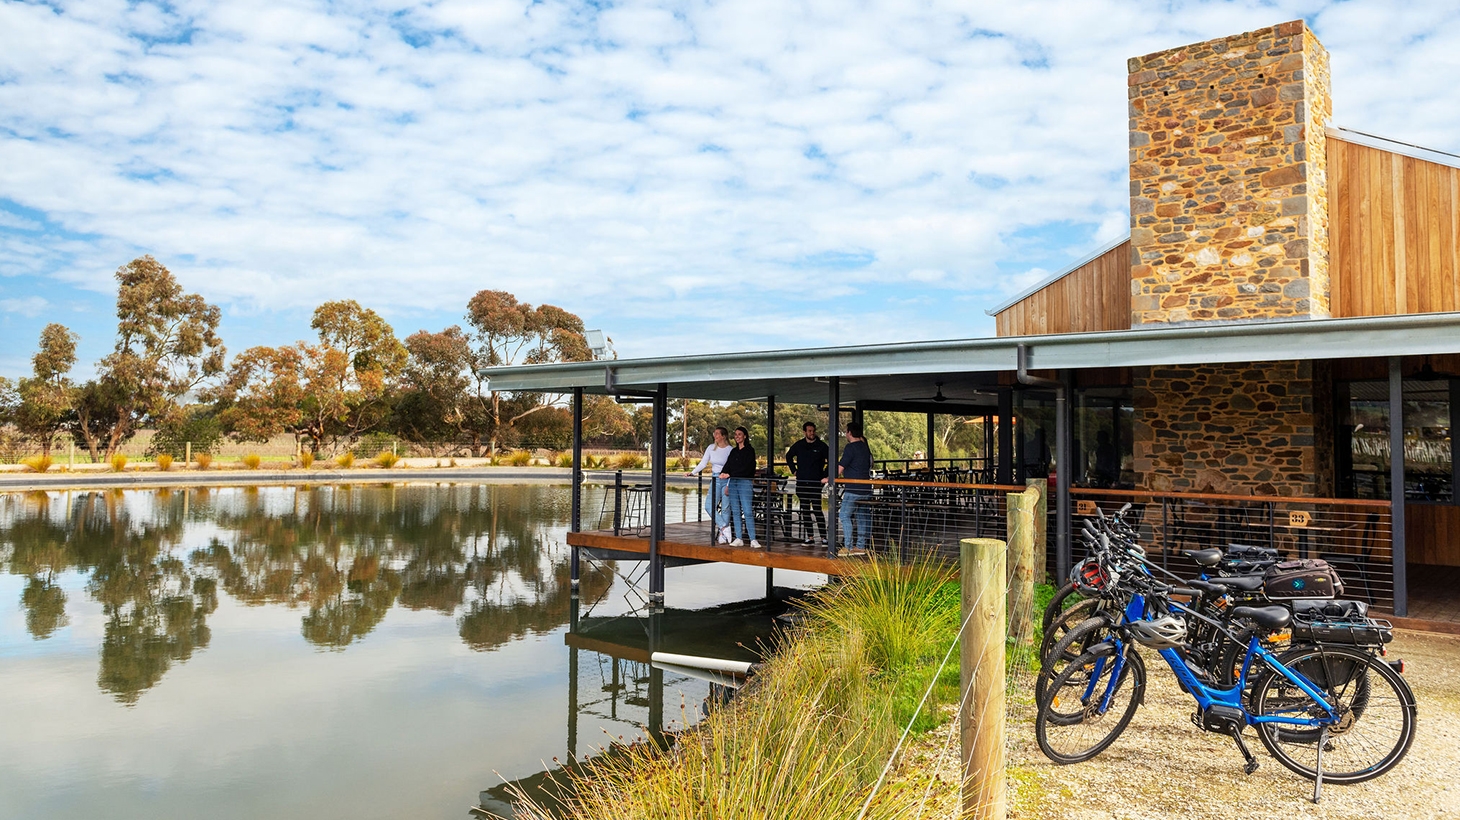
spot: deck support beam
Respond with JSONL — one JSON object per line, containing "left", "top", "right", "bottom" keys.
{"left": 570, "top": 387, "right": 583, "bottom": 590}
{"left": 927, "top": 412, "right": 936, "bottom": 468}
{"left": 1389, "top": 357, "right": 1408, "bottom": 617}
{"left": 649, "top": 383, "right": 668, "bottom": 607}
{"left": 828, "top": 377, "right": 840, "bottom": 555}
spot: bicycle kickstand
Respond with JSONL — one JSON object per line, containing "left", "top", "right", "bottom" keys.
{"left": 1312, "top": 727, "right": 1329, "bottom": 804}
{"left": 1229, "top": 728, "right": 1260, "bottom": 775}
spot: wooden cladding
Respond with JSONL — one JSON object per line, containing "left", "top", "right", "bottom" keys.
{"left": 1330, "top": 137, "right": 1460, "bottom": 317}
{"left": 1406, "top": 503, "right": 1460, "bottom": 567}
{"left": 994, "top": 241, "right": 1130, "bottom": 337}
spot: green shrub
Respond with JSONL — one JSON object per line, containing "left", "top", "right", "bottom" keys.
{"left": 147, "top": 411, "right": 222, "bottom": 459}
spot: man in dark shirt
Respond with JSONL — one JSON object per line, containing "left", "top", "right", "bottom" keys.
{"left": 829, "top": 421, "right": 872, "bottom": 556}
{"left": 785, "top": 422, "right": 829, "bottom": 544}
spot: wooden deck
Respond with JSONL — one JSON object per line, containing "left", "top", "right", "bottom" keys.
{"left": 567, "top": 520, "right": 857, "bottom": 575}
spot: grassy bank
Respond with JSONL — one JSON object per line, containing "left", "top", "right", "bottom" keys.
{"left": 506, "top": 558, "right": 978, "bottom": 820}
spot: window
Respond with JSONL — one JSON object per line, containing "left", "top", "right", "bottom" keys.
{"left": 1337, "top": 379, "right": 1455, "bottom": 503}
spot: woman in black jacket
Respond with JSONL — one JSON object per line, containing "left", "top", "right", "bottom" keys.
{"left": 718, "top": 426, "right": 761, "bottom": 548}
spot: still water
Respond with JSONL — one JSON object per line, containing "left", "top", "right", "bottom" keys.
{"left": 0, "top": 483, "right": 821, "bottom": 819}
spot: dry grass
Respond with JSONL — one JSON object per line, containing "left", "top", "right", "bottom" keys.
{"left": 21, "top": 455, "right": 53, "bottom": 473}
{"left": 243, "top": 453, "right": 262, "bottom": 469}
{"left": 611, "top": 452, "right": 645, "bottom": 470}
{"left": 299, "top": 451, "right": 315, "bottom": 469}
{"left": 110, "top": 453, "right": 128, "bottom": 472}
{"left": 195, "top": 453, "right": 213, "bottom": 470}
{"left": 374, "top": 451, "right": 400, "bottom": 468}
{"left": 506, "top": 449, "right": 534, "bottom": 466}
{"left": 554, "top": 451, "right": 574, "bottom": 468}
{"left": 335, "top": 452, "right": 354, "bottom": 469}
{"left": 156, "top": 454, "right": 173, "bottom": 471}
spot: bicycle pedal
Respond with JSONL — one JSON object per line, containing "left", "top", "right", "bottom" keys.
{"left": 1243, "top": 759, "right": 1259, "bottom": 775}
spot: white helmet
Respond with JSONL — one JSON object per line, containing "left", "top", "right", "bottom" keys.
{"left": 1128, "top": 615, "right": 1187, "bottom": 649}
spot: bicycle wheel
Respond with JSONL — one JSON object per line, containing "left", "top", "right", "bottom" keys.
{"left": 1040, "top": 582, "right": 1083, "bottom": 637}
{"left": 1035, "top": 642, "right": 1146, "bottom": 764}
{"left": 1036, "top": 615, "right": 1116, "bottom": 712}
{"left": 1251, "top": 645, "right": 1416, "bottom": 784}
{"left": 1040, "top": 597, "right": 1104, "bottom": 663}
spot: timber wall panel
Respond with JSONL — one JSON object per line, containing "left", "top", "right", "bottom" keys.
{"left": 1406, "top": 503, "right": 1460, "bottom": 567}
{"left": 1329, "top": 137, "right": 1460, "bottom": 318}
{"left": 994, "top": 241, "right": 1130, "bottom": 336}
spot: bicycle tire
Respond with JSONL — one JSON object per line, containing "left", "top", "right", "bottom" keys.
{"left": 1036, "top": 615, "right": 1116, "bottom": 713}
{"left": 1251, "top": 645, "right": 1416, "bottom": 784}
{"left": 1035, "top": 643, "right": 1146, "bottom": 764}
{"left": 1040, "top": 597, "right": 1104, "bottom": 663}
{"left": 1040, "top": 582, "right": 1082, "bottom": 637}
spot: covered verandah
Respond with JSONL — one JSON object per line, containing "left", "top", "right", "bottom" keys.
{"left": 480, "top": 312, "right": 1460, "bottom": 624}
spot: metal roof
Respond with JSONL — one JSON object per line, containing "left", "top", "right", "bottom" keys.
{"left": 479, "top": 312, "right": 1460, "bottom": 404}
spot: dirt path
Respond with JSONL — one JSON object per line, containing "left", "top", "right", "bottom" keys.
{"left": 899, "top": 628, "right": 1460, "bottom": 819}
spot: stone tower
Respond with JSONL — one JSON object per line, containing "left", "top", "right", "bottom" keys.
{"left": 1127, "top": 21, "right": 1332, "bottom": 327}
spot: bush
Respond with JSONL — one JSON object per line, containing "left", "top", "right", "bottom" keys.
{"left": 148, "top": 411, "right": 222, "bottom": 459}
{"left": 351, "top": 432, "right": 395, "bottom": 459}
{"left": 110, "top": 453, "right": 128, "bottom": 472}
{"left": 243, "top": 454, "right": 262, "bottom": 469}
{"left": 374, "top": 451, "right": 399, "bottom": 468}
{"left": 335, "top": 453, "right": 354, "bottom": 469}
{"left": 195, "top": 453, "right": 213, "bottom": 470}
{"left": 611, "top": 452, "right": 645, "bottom": 470}
{"left": 506, "top": 449, "right": 534, "bottom": 466}
{"left": 156, "top": 454, "right": 173, "bottom": 472}
{"left": 299, "top": 451, "right": 315, "bottom": 469}
{"left": 21, "top": 455, "right": 52, "bottom": 473}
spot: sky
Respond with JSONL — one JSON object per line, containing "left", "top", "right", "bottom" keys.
{"left": 2, "top": 0, "right": 1459, "bottom": 379}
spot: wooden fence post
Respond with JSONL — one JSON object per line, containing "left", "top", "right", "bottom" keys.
{"left": 961, "top": 536, "right": 1007, "bottom": 820}
{"left": 1024, "top": 478, "right": 1047, "bottom": 584}
{"left": 1006, "top": 488, "right": 1037, "bottom": 647}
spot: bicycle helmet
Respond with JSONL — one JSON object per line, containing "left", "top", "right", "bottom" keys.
{"left": 1128, "top": 615, "right": 1188, "bottom": 649}
{"left": 1074, "top": 560, "right": 1111, "bottom": 593}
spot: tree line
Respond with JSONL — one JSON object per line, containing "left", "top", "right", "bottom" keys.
{"left": 1, "top": 256, "right": 988, "bottom": 463}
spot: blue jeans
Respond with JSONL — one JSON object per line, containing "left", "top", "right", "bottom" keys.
{"left": 704, "top": 477, "right": 730, "bottom": 528}
{"left": 839, "top": 491, "right": 871, "bottom": 550}
{"left": 725, "top": 478, "right": 756, "bottom": 542}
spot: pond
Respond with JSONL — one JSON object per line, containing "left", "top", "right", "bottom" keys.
{"left": 0, "top": 483, "right": 823, "bottom": 819}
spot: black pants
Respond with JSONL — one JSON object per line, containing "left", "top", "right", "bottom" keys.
{"left": 795, "top": 489, "right": 826, "bottom": 539}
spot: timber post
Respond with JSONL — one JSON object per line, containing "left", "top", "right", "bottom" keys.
{"left": 960, "top": 536, "right": 1007, "bottom": 820}
{"left": 1005, "top": 487, "right": 1037, "bottom": 646}
{"left": 1023, "top": 477, "right": 1048, "bottom": 585}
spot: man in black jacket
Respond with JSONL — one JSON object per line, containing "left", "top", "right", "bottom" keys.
{"left": 784, "top": 422, "right": 829, "bottom": 544}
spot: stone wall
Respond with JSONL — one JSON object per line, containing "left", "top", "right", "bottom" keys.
{"left": 1128, "top": 21, "right": 1332, "bottom": 327}
{"left": 1133, "top": 361, "right": 1318, "bottom": 496}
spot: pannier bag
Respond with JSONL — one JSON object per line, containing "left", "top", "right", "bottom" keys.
{"left": 1220, "top": 544, "right": 1280, "bottom": 574}
{"left": 1262, "top": 559, "right": 1344, "bottom": 600}
{"left": 1290, "top": 599, "right": 1392, "bottom": 647}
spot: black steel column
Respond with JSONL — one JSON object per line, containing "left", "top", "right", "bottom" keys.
{"left": 570, "top": 387, "right": 583, "bottom": 590}
{"left": 997, "top": 388, "right": 1013, "bottom": 485}
{"left": 649, "top": 383, "right": 668, "bottom": 607}
{"left": 926, "top": 412, "right": 936, "bottom": 467}
{"left": 767, "top": 395, "right": 776, "bottom": 471}
{"left": 567, "top": 595, "right": 580, "bottom": 756}
{"left": 647, "top": 608, "right": 665, "bottom": 748}
{"left": 853, "top": 400, "right": 865, "bottom": 430}
{"left": 1389, "top": 357, "right": 1408, "bottom": 616}
{"left": 828, "top": 377, "right": 840, "bottom": 555}
{"left": 1055, "top": 370, "right": 1073, "bottom": 584}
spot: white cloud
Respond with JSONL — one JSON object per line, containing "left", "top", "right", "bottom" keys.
{"left": 0, "top": 296, "right": 49, "bottom": 317}
{"left": 0, "top": 0, "right": 1457, "bottom": 365}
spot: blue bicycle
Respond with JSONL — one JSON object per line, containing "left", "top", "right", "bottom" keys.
{"left": 1036, "top": 586, "right": 1416, "bottom": 801}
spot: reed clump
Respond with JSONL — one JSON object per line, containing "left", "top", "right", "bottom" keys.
{"left": 21, "top": 454, "right": 53, "bottom": 473}
{"left": 110, "top": 454, "right": 128, "bottom": 472}
{"left": 156, "top": 454, "right": 173, "bottom": 472}
{"left": 553, "top": 451, "right": 573, "bottom": 468}
{"left": 374, "top": 451, "right": 400, "bottom": 468}
{"left": 195, "top": 453, "right": 213, "bottom": 470}
{"left": 506, "top": 449, "right": 534, "bottom": 467}
{"left": 507, "top": 557, "right": 961, "bottom": 820}
{"left": 243, "top": 453, "right": 262, "bottom": 470}
{"left": 299, "top": 451, "right": 315, "bottom": 469}
{"left": 335, "top": 453, "right": 355, "bottom": 469}
{"left": 610, "top": 452, "right": 645, "bottom": 470}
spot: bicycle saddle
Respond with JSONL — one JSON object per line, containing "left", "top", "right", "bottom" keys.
{"left": 1206, "top": 575, "right": 1264, "bottom": 592}
{"left": 1230, "top": 605, "right": 1292, "bottom": 630}
{"left": 1186, "top": 548, "right": 1223, "bottom": 567}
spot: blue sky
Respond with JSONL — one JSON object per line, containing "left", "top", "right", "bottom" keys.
{"left": 3, "top": 0, "right": 1459, "bottom": 379}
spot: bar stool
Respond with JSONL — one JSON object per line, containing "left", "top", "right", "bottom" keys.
{"left": 622, "top": 484, "right": 653, "bottom": 536}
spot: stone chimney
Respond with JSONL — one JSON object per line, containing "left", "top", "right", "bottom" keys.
{"left": 1128, "top": 21, "right": 1331, "bottom": 326}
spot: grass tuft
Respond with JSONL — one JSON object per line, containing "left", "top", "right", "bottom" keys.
{"left": 506, "top": 449, "right": 534, "bottom": 466}
{"left": 110, "top": 453, "right": 128, "bottom": 472}
{"left": 611, "top": 452, "right": 645, "bottom": 470}
{"left": 243, "top": 453, "right": 262, "bottom": 470}
{"left": 299, "top": 451, "right": 315, "bottom": 469}
{"left": 156, "top": 454, "right": 173, "bottom": 472}
{"left": 374, "top": 451, "right": 400, "bottom": 468}
{"left": 553, "top": 451, "right": 573, "bottom": 468}
{"left": 21, "top": 454, "right": 53, "bottom": 473}
{"left": 195, "top": 453, "right": 212, "bottom": 470}
{"left": 335, "top": 453, "right": 354, "bottom": 469}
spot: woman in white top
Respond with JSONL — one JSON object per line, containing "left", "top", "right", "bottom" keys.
{"left": 687, "top": 426, "right": 733, "bottom": 542}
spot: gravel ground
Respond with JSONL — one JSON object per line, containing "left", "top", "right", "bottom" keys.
{"left": 896, "top": 628, "right": 1460, "bottom": 819}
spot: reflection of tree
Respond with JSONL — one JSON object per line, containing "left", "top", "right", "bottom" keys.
{"left": 21, "top": 577, "right": 68, "bottom": 638}
{"left": 458, "top": 563, "right": 611, "bottom": 651}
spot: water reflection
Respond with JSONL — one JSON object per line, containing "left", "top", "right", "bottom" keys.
{"left": 0, "top": 484, "right": 611, "bottom": 702}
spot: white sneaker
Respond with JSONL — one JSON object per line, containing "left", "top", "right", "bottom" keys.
{"left": 750, "top": 540, "right": 763, "bottom": 549}
{"left": 718, "top": 526, "right": 732, "bottom": 544}
{"left": 730, "top": 538, "right": 744, "bottom": 547}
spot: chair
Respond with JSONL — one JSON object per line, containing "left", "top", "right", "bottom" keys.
{"left": 621, "top": 484, "right": 653, "bottom": 536}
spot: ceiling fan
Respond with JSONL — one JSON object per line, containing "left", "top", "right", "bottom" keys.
{"left": 902, "top": 381, "right": 999, "bottom": 403}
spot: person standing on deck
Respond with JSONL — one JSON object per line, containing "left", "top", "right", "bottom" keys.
{"left": 785, "top": 421, "right": 829, "bottom": 544}
{"left": 687, "top": 426, "right": 733, "bottom": 543}
{"left": 719, "top": 426, "right": 762, "bottom": 549}
{"left": 826, "top": 421, "right": 871, "bottom": 556}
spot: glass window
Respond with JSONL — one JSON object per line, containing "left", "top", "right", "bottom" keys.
{"left": 1403, "top": 380, "right": 1452, "bottom": 502}
{"left": 1337, "top": 379, "right": 1453, "bottom": 502}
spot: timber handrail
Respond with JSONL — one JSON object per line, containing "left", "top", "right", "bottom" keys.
{"left": 838, "top": 478, "right": 1027, "bottom": 492}
{"left": 1072, "top": 486, "right": 1393, "bottom": 508}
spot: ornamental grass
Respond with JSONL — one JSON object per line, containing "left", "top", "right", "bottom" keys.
{"left": 299, "top": 451, "right": 315, "bottom": 469}
{"left": 243, "top": 453, "right": 262, "bottom": 470}
{"left": 21, "top": 455, "right": 53, "bottom": 473}
{"left": 195, "top": 453, "right": 213, "bottom": 470}
{"left": 335, "top": 453, "right": 354, "bottom": 469}
{"left": 505, "top": 557, "right": 962, "bottom": 820}
{"left": 156, "top": 454, "right": 173, "bottom": 471}
{"left": 374, "top": 451, "right": 400, "bottom": 468}
{"left": 506, "top": 449, "right": 534, "bottom": 466}
{"left": 110, "top": 454, "right": 128, "bottom": 472}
